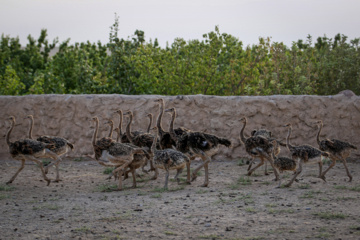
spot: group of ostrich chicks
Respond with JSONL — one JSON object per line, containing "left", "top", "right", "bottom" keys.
{"left": 4, "top": 98, "right": 358, "bottom": 190}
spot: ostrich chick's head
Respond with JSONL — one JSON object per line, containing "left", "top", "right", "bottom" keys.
{"left": 239, "top": 117, "right": 247, "bottom": 123}
{"left": 283, "top": 123, "right": 292, "bottom": 128}
{"left": 24, "top": 115, "right": 34, "bottom": 121}
{"left": 164, "top": 108, "right": 175, "bottom": 114}
{"left": 122, "top": 110, "right": 132, "bottom": 117}
{"left": 154, "top": 98, "right": 164, "bottom": 104}
{"left": 114, "top": 109, "right": 122, "bottom": 115}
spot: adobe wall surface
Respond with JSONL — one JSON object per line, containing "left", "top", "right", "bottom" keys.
{"left": 1, "top": 91, "right": 359, "bottom": 161}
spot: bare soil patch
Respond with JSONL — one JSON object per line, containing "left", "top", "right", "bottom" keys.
{"left": 1, "top": 157, "right": 360, "bottom": 240}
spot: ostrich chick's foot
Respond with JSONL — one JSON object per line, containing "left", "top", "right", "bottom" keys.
{"left": 191, "top": 174, "right": 197, "bottom": 182}
{"left": 46, "top": 179, "right": 51, "bottom": 186}
{"left": 319, "top": 175, "right": 327, "bottom": 182}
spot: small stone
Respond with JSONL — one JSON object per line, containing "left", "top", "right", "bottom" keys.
{"left": 205, "top": 223, "right": 211, "bottom": 227}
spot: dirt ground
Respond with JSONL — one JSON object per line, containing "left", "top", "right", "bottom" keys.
{"left": 0, "top": 156, "right": 360, "bottom": 240}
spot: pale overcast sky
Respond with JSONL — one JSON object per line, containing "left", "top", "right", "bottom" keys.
{"left": 1, "top": 0, "right": 359, "bottom": 47}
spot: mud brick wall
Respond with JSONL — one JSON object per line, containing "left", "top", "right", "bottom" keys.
{"left": 1, "top": 91, "right": 359, "bottom": 160}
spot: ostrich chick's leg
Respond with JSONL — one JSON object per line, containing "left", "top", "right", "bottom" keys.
{"left": 174, "top": 168, "right": 183, "bottom": 184}
{"left": 247, "top": 158, "right": 265, "bottom": 176}
{"left": 27, "top": 156, "right": 51, "bottom": 186}
{"left": 191, "top": 155, "right": 211, "bottom": 187}
{"left": 284, "top": 158, "right": 303, "bottom": 188}
{"left": 266, "top": 155, "right": 280, "bottom": 181}
{"left": 341, "top": 158, "right": 353, "bottom": 182}
{"left": 320, "top": 156, "right": 336, "bottom": 181}
{"left": 6, "top": 159, "right": 25, "bottom": 184}
{"left": 44, "top": 149, "right": 62, "bottom": 174}
{"left": 53, "top": 161, "right": 62, "bottom": 182}
{"left": 185, "top": 162, "right": 191, "bottom": 184}
{"left": 130, "top": 168, "right": 137, "bottom": 188}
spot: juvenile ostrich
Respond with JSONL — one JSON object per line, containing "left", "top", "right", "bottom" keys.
{"left": 268, "top": 140, "right": 297, "bottom": 187}
{"left": 315, "top": 120, "right": 357, "bottom": 182}
{"left": 112, "top": 127, "right": 149, "bottom": 187}
{"left": 149, "top": 126, "right": 190, "bottom": 189}
{"left": 246, "top": 128, "right": 273, "bottom": 175}
{"left": 24, "top": 115, "right": 74, "bottom": 182}
{"left": 154, "top": 98, "right": 189, "bottom": 149}
{"left": 165, "top": 107, "right": 231, "bottom": 187}
{"left": 239, "top": 117, "right": 280, "bottom": 180}
{"left": 114, "top": 109, "right": 144, "bottom": 144}
{"left": 283, "top": 123, "right": 329, "bottom": 187}
{"left": 5, "top": 116, "right": 62, "bottom": 185}
{"left": 92, "top": 116, "right": 147, "bottom": 190}
{"left": 123, "top": 110, "right": 155, "bottom": 151}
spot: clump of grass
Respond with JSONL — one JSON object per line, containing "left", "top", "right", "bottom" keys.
{"left": 299, "top": 190, "right": 322, "bottom": 199}
{"left": 32, "top": 204, "right": 62, "bottom": 211}
{"left": 152, "top": 185, "right": 185, "bottom": 192}
{"left": 265, "top": 203, "right": 277, "bottom": 208}
{"left": 97, "top": 183, "right": 118, "bottom": 192}
{"left": 164, "top": 231, "right": 177, "bottom": 236}
{"left": 196, "top": 189, "right": 208, "bottom": 194}
{"left": 0, "top": 194, "right": 10, "bottom": 200}
{"left": 42, "top": 159, "right": 51, "bottom": 166}
{"left": 313, "top": 211, "right": 347, "bottom": 220}
{"left": 349, "top": 185, "right": 360, "bottom": 192}
{"left": 245, "top": 207, "right": 257, "bottom": 213}
{"left": 73, "top": 158, "right": 84, "bottom": 162}
{"left": 150, "top": 193, "right": 162, "bottom": 198}
{"left": 0, "top": 185, "right": 15, "bottom": 191}
{"left": 298, "top": 183, "right": 311, "bottom": 189}
{"left": 103, "top": 167, "right": 115, "bottom": 175}
{"left": 237, "top": 158, "right": 247, "bottom": 166}
{"left": 333, "top": 185, "right": 360, "bottom": 192}
{"left": 229, "top": 176, "right": 252, "bottom": 189}
{"left": 198, "top": 234, "right": 221, "bottom": 239}
{"left": 73, "top": 226, "right": 92, "bottom": 233}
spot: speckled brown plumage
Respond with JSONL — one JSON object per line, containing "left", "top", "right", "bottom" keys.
{"left": 274, "top": 156, "right": 297, "bottom": 173}
{"left": 283, "top": 123, "right": 328, "bottom": 187}
{"left": 150, "top": 126, "right": 190, "bottom": 189}
{"left": 5, "top": 116, "right": 61, "bottom": 186}
{"left": 154, "top": 98, "right": 190, "bottom": 150}
{"left": 113, "top": 128, "right": 149, "bottom": 183}
{"left": 239, "top": 117, "right": 280, "bottom": 181}
{"left": 92, "top": 116, "right": 147, "bottom": 190}
{"left": 316, "top": 120, "right": 357, "bottom": 182}
{"left": 25, "top": 115, "right": 74, "bottom": 181}
{"left": 114, "top": 109, "right": 144, "bottom": 143}
{"left": 123, "top": 110, "right": 157, "bottom": 150}
{"left": 166, "top": 107, "right": 231, "bottom": 187}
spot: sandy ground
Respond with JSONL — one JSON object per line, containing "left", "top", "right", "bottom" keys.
{"left": 0, "top": 156, "right": 360, "bottom": 240}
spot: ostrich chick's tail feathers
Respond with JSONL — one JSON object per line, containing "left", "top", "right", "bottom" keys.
{"left": 67, "top": 142, "right": 74, "bottom": 150}
{"left": 321, "top": 151, "right": 330, "bottom": 157}
{"left": 218, "top": 137, "right": 232, "bottom": 148}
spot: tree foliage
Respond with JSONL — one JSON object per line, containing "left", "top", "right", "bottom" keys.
{"left": 1, "top": 23, "right": 359, "bottom": 96}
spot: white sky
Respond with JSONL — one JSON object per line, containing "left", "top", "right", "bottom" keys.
{"left": 1, "top": 0, "right": 360, "bottom": 47}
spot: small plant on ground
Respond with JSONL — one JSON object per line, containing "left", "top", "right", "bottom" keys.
{"left": 313, "top": 211, "right": 347, "bottom": 219}
{"left": 298, "top": 183, "right": 311, "bottom": 189}
{"left": 0, "top": 185, "right": 15, "bottom": 191}
{"left": 103, "top": 167, "right": 115, "bottom": 175}
{"left": 97, "top": 183, "right": 118, "bottom": 192}
{"left": 42, "top": 159, "right": 51, "bottom": 166}
{"left": 237, "top": 158, "right": 247, "bottom": 166}
{"left": 150, "top": 193, "right": 162, "bottom": 198}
